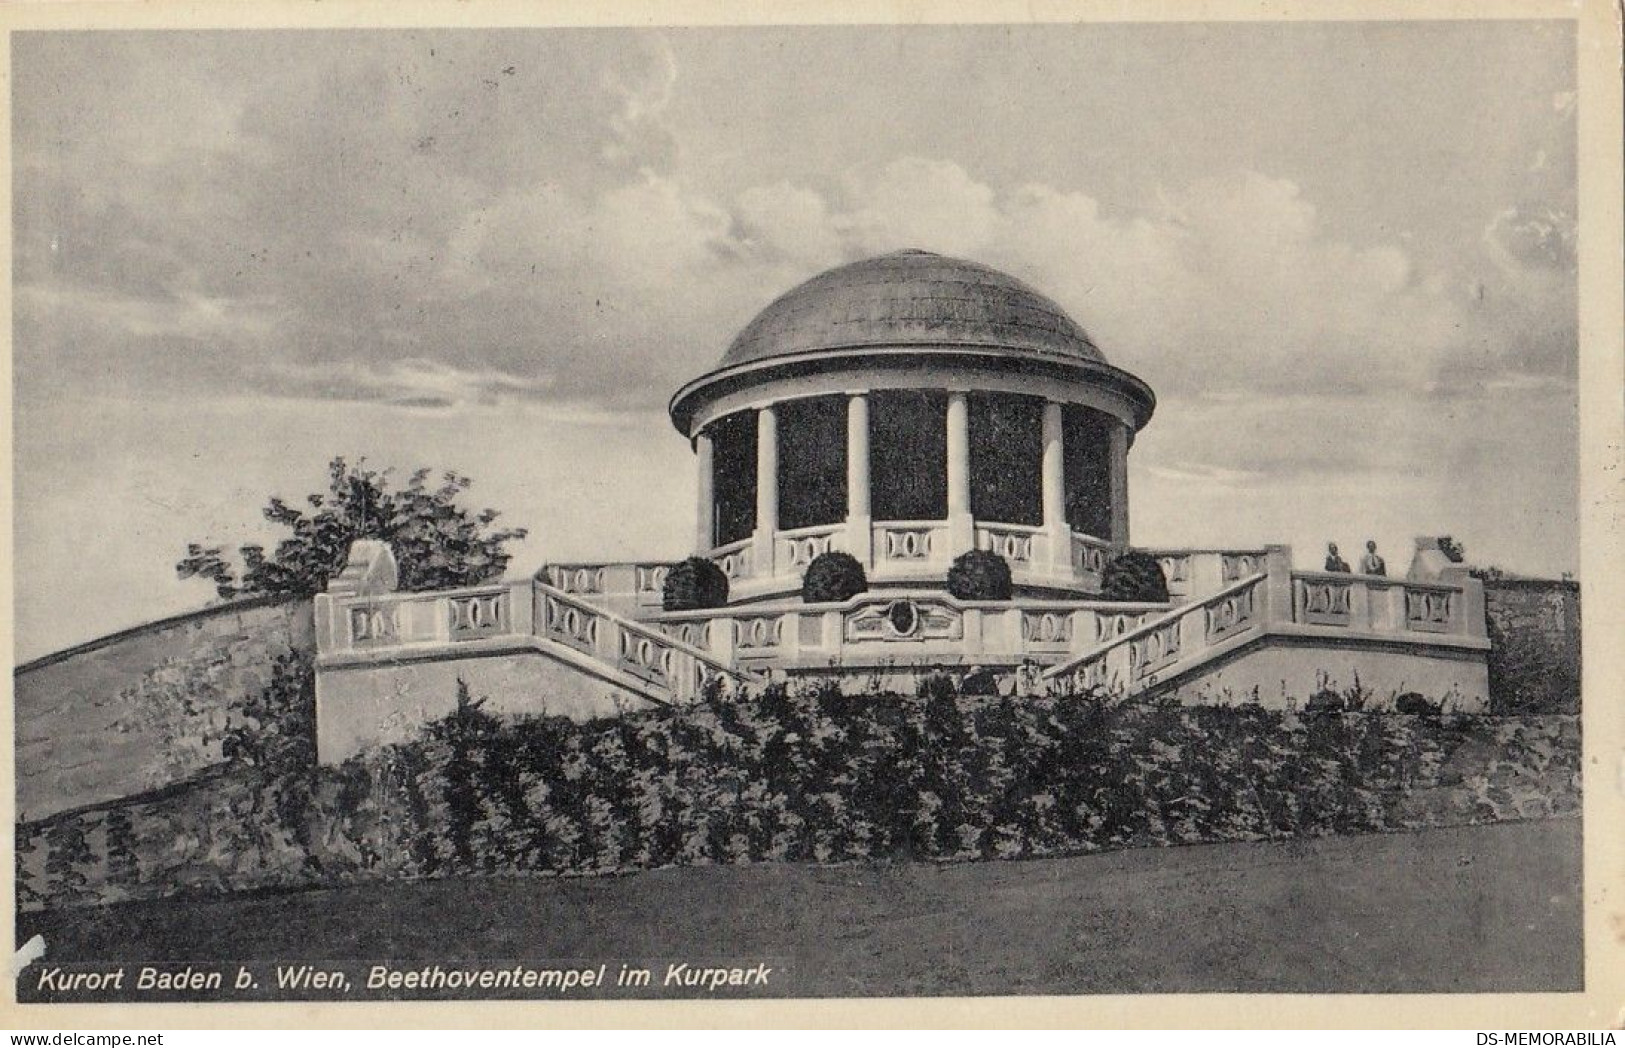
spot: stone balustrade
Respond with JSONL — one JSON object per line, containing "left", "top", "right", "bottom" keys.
{"left": 535, "top": 581, "right": 762, "bottom": 703}
{"left": 319, "top": 574, "right": 756, "bottom": 708}
{"left": 329, "top": 581, "right": 530, "bottom": 651}
{"left": 975, "top": 522, "right": 1041, "bottom": 565}
{"left": 710, "top": 538, "right": 753, "bottom": 582}
{"left": 873, "top": 520, "right": 946, "bottom": 565}
{"left": 647, "top": 591, "right": 1171, "bottom": 670}
{"left": 313, "top": 537, "right": 1495, "bottom": 757}
{"left": 323, "top": 545, "right": 1486, "bottom": 690}
{"left": 777, "top": 523, "right": 842, "bottom": 571}
{"left": 1071, "top": 532, "right": 1114, "bottom": 576}
{"left": 1045, "top": 560, "right": 1487, "bottom": 698}
{"left": 1046, "top": 572, "right": 1271, "bottom": 693}
{"left": 539, "top": 561, "right": 673, "bottom": 616}
{"left": 1289, "top": 570, "right": 1477, "bottom": 638}
{"left": 1138, "top": 547, "right": 1274, "bottom": 602}
{"left": 706, "top": 518, "right": 1120, "bottom": 600}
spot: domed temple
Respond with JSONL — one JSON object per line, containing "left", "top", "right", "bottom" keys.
{"left": 313, "top": 251, "right": 1492, "bottom": 762}
{"left": 669, "top": 250, "right": 1152, "bottom": 600}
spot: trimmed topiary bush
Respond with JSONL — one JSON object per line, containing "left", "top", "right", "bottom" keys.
{"left": 1100, "top": 550, "right": 1170, "bottom": 603}
{"left": 947, "top": 549, "right": 1013, "bottom": 601}
{"left": 802, "top": 550, "right": 867, "bottom": 603}
{"left": 662, "top": 556, "right": 729, "bottom": 611}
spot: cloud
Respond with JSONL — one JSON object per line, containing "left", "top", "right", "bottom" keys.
{"left": 13, "top": 34, "right": 1576, "bottom": 417}
{"left": 733, "top": 182, "right": 845, "bottom": 267}
{"left": 837, "top": 157, "right": 1000, "bottom": 257}
{"left": 258, "top": 358, "right": 557, "bottom": 407}
{"left": 1145, "top": 462, "right": 1267, "bottom": 486}
{"left": 600, "top": 33, "right": 681, "bottom": 172}
{"left": 1482, "top": 205, "right": 1577, "bottom": 273}
{"left": 713, "top": 161, "right": 1546, "bottom": 401}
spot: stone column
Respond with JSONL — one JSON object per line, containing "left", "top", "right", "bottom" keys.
{"left": 752, "top": 404, "right": 779, "bottom": 578}
{"left": 694, "top": 430, "right": 714, "bottom": 553}
{"left": 1109, "top": 421, "right": 1130, "bottom": 545}
{"left": 946, "top": 391, "right": 973, "bottom": 555}
{"left": 845, "top": 392, "right": 873, "bottom": 566}
{"left": 1042, "top": 399, "right": 1069, "bottom": 573}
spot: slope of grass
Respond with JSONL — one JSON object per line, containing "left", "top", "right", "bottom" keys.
{"left": 20, "top": 820, "right": 1580, "bottom": 997}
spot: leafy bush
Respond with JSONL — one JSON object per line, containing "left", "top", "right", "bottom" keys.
{"left": 221, "top": 651, "right": 316, "bottom": 773}
{"left": 1395, "top": 692, "right": 1441, "bottom": 716}
{"left": 947, "top": 550, "right": 1013, "bottom": 601}
{"left": 1305, "top": 689, "right": 1346, "bottom": 713}
{"left": 802, "top": 551, "right": 867, "bottom": 603}
{"left": 1100, "top": 551, "right": 1170, "bottom": 603}
{"left": 662, "top": 556, "right": 730, "bottom": 611}
{"left": 959, "top": 666, "right": 1001, "bottom": 697}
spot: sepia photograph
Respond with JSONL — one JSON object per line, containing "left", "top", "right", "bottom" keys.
{"left": 6, "top": 1, "right": 1621, "bottom": 1028}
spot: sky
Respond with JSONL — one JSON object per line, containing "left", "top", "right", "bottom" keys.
{"left": 11, "top": 22, "right": 1579, "bottom": 661}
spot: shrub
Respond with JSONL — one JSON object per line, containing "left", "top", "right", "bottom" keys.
{"left": 221, "top": 650, "right": 316, "bottom": 774}
{"left": 1395, "top": 692, "right": 1441, "bottom": 716}
{"left": 947, "top": 550, "right": 1013, "bottom": 601}
{"left": 802, "top": 551, "right": 867, "bottom": 603}
{"left": 43, "top": 820, "right": 93, "bottom": 903}
{"left": 1100, "top": 550, "right": 1170, "bottom": 603}
{"left": 1305, "top": 688, "right": 1345, "bottom": 713}
{"left": 959, "top": 665, "right": 1001, "bottom": 697}
{"left": 103, "top": 808, "right": 139, "bottom": 888}
{"left": 662, "top": 556, "right": 730, "bottom": 611}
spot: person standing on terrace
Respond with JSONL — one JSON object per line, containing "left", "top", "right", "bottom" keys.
{"left": 1324, "top": 543, "right": 1351, "bottom": 573}
{"left": 1360, "top": 540, "right": 1387, "bottom": 577}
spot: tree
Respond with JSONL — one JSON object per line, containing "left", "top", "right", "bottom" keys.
{"left": 177, "top": 457, "right": 527, "bottom": 600}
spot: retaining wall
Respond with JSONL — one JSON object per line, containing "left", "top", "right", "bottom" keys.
{"left": 14, "top": 599, "right": 313, "bottom": 821}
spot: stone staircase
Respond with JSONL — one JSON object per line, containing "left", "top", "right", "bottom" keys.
{"left": 314, "top": 539, "right": 1493, "bottom": 760}
{"left": 1042, "top": 556, "right": 1491, "bottom": 706}
{"left": 1041, "top": 572, "right": 1272, "bottom": 696}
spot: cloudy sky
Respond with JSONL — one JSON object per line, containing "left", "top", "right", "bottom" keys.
{"left": 12, "top": 21, "right": 1578, "bottom": 660}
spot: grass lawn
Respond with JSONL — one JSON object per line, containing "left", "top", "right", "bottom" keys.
{"left": 20, "top": 819, "right": 1581, "bottom": 997}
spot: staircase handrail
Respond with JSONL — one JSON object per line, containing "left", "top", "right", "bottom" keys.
{"left": 1041, "top": 571, "right": 1270, "bottom": 681}
{"left": 532, "top": 579, "right": 764, "bottom": 691}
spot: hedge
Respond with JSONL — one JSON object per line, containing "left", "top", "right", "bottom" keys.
{"left": 17, "top": 677, "right": 1580, "bottom": 912}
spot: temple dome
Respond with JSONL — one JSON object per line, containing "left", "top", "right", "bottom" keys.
{"left": 719, "top": 249, "right": 1106, "bottom": 368}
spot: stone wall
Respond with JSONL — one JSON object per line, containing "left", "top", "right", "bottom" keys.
{"left": 1164, "top": 636, "right": 1490, "bottom": 711}
{"left": 315, "top": 648, "right": 655, "bottom": 764}
{"left": 14, "top": 599, "right": 314, "bottom": 822}
{"left": 1482, "top": 580, "right": 1581, "bottom": 713}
